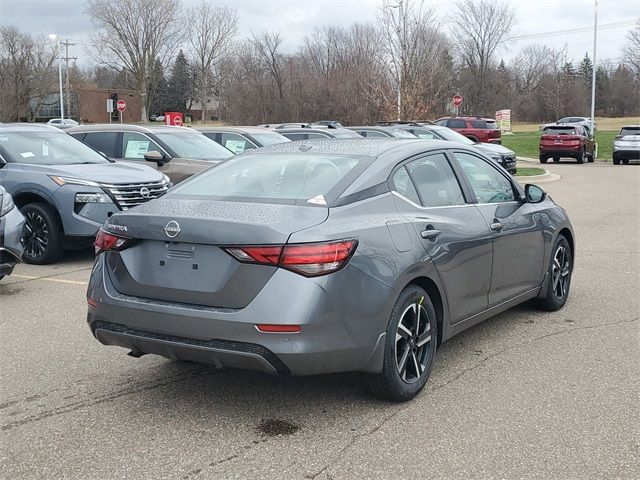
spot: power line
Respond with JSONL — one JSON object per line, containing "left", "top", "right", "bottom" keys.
{"left": 506, "top": 21, "right": 635, "bottom": 41}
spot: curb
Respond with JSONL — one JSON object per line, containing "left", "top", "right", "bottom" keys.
{"left": 514, "top": 166, "right": 560, "bottom": 183}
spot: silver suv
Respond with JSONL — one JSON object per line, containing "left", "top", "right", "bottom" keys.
{"left": 613, "top": 125, "right": 640, "bottom": 165}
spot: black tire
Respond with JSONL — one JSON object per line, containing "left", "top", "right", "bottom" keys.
{"left": 622, "top": 159, "right": 629, "bottom": 165}
{"left": 613, "top": 156, "right": 621, "bottom": 165}
{"left": 587, "top": 153, "right": 595, "bottom": 163}
{"left": 553, "top": 157, "right": 560, "bottom": 163}
{"left": 20, "top": 203, "right": 63, "bottom": 265}
{"left": 539, "top": 156, "right": 548, "bottom": 164}
{"left": 576, "top": 150, "right": 585, "bottom": 164}
{"left": 364, "top": 285, "right": 438, "bottom": 402}
{"left": 533, "top": 235, "right": 573, "bottom": 311}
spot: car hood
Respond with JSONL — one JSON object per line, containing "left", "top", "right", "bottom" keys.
{"left": 474, "top": 143, "right": 514, "bottom": 155}
{"left": 21, "top": 162, "right": 163, "bottom": 184}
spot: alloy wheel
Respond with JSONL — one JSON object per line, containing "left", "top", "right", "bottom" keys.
{"left": 22, "top": 211, "right": 49, "bottom": 260}
{"left": 551, "top": 245, "right": 571, "bottom": 301}
{"left": 395, "top": 300, "right": 432, "bottom": 384}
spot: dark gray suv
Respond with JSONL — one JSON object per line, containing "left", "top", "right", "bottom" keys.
{"left": 0, "top": 124, "right": 169, "bottom": 264}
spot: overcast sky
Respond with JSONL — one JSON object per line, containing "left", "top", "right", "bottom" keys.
{"left": 1, "top": 0, "right": 637, "bottom": 67}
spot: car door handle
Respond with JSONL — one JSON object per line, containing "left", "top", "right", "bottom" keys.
{"left": 490, "top": 221, "right": 504, "bottom": 232}
{"left": 421, "top": 228, "right": 441, "bottom": 240}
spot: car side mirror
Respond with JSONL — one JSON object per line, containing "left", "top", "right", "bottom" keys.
{"left": 525, "top": 184, "right": 546, "bottom": 203}
{"left": 144, "top": 150, "right": 166, "bottom": 166}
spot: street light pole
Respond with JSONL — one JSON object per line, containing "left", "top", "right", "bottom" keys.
{"left": 49, "top": 34, "right": 64, "bottom": 120}
{"left": 590, "top": 0, "right": 598, "bottom": 141}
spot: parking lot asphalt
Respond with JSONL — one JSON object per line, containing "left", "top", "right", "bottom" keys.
{"left": 1, "top": 162, "right": 639, "bottom": 480}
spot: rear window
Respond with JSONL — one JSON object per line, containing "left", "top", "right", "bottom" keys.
{"left": 170, "top": 153, "right": 369, "bottom": 205}
{"left": 543, "top": 127, "right": 577, "bottom": 135}
{"left": 620, "top": 127, "right": 640, "bottom": 136}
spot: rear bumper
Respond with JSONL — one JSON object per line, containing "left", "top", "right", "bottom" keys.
{"left": 613, "top": 149, "right": 640, "bottom": 160}
{"left": 540, "top": 148, "right": 581, "bottom": 157}
{"left": 87, "top": 254, "right": 393, "bottom": 375}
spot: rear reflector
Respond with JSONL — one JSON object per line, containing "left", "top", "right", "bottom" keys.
{"left": 224, "top": 239, "right": 358, "bottom": 277}
{"left": 87, "top": 297, "right": 98, "bottom": 308}
{"left": 256, "top": 324, "right": 301, "bottom": 333}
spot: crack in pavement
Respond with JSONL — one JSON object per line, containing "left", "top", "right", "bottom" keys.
{"left": 1, "top": 266, "right": 92, "bottom": 286}
{"left": 304, "top": 316, "right": 639, "bottom": 479}
{"left": 1, "top": 368, "right": 212, "bottom": 431}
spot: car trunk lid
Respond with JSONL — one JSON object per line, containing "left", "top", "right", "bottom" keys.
{"left": 103, "top": 197, "right": 329, "bottom": 308}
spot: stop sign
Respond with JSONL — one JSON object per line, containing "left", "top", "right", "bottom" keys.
{"left": 452, "top": 95, "right": 463, "bottom": 107}
{"left": 116, "top": 99, "right": 126, "bottom": 112}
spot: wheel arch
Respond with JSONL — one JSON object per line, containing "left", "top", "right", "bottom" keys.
{"left": 13, "top": 191, "right": 65, "bottom": 235}
{"left": 557, "top": 227, "right": 574, "bottom": 257}
{"left": 406, "top": 276, "right": 445, "bottom": 346}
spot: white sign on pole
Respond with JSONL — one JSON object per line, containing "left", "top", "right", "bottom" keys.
{"left": 106, "top": 99, "right": 114, "bottom": 113}
{"left": 495, "top": 109, "right": 512, "bottom": 132}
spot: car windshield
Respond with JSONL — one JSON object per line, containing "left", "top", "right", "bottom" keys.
{"left": 389, "top": 130, "right": 417, "bottom": 138}
{"left": 171, "top": 153, "right": 366, "bottom": 204}
{"left": 249, "top": 132, "right": 291, "bottom": 146}
{"left": 154, "top": 132, "right": 234, "bottom": 160}
{"left": 0, "top": 131, "right": 109, "bottom": 165}
{"left": 544, "top": 127, "right": 577, "bottom": 135}
{"left": 432, "top": 127, "right": 475, "bottom": 145}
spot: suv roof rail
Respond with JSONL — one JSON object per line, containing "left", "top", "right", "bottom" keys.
{"left": 376, "top": 120, "right": 434, "bottom": 126}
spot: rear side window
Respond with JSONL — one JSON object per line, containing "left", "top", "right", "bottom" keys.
{"left": 405, "top": 154, "right": 465, "bottom": 207}
{"left": 447, "top": 119, "right": 467, "bottom": 129}
{"left": 171, "top": 153, "right": 367, "bottom": 204}
{"left": 82, "top": 132, "right": 118, "bottom": 157}
{"left": 470, "top": 120, "right": 488, "bottom": 129}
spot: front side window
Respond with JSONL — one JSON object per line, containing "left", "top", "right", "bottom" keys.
{"left": 362, "top": 130, "right": 387, "bottom": 138}
{"left": 171, "top": 153, "right": 367, "bottom": 204}
{"left": 454, "top": 152, "right": 515, "bottom": 204}
{"left": 0, "top": 131, "right": 109, "bottom": 165}
{"left": 122, "top": 132, "right": 163, "bottom": 159}
{"left": 83, "top": 132, "right": 118, "bottom": 157}
{"left": 405, "top": 154, "right": 465, "bottom": 207}
{"left": 221, "top": 133, "right": 255, "bottom": 154}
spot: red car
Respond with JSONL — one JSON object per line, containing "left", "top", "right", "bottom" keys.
{"left": 539, "top": 125, "right": 595, "bottom": 164}
{"left": 434, "top": 117, "right": 501, "bottom": 144}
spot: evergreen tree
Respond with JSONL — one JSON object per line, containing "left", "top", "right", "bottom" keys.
{"left": 148, "top": 58, "right": 169, "bottom": 116}
{"left": 579, "top": 53, "right": 593, "bottom": 87}
{"left": 166, "top": 50, "right": 194, "bottom": 114}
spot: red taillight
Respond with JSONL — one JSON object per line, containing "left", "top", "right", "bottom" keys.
{"left": 87, "top": 297, "right": 98, "bottom": 308}
{"left": 94, "top": 228, "right": 132, "bottom": 254}
{"left": 224, "top": 239, "right": 358, "bottom": 277}
{"left": 256, "top": 324, "right": 301, "bottom": 333}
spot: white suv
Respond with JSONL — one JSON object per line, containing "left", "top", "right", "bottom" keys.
{"left": 613, "top": 125, "right": 640, "bottom": 165}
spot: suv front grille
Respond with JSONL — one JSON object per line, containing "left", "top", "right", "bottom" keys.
{"left": 101, "top": 180, "right": 169, "bottom": 210}
{"left": 502, "top": 154, "right": 516, "bottom": 164}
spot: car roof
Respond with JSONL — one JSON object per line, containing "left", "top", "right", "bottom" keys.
{"left": 66, "top": 124, "right": 195, "bottom": 134}
{"left": 276, "top": 127, "right": 342, "bottom": 135}
{"left": 0, "top": 123, "right": 62, "bottom": 133}
{"left": 348, "top": 126, "right": 406, "bottom": 131}
{"left": 621, "top": 125, "right": 640, "bottom": 128}
{"left": 195, "top": 126, "right": 283, "bottom": 135}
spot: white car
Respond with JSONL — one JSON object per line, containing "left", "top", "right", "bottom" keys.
{"left": 540, "top": 117, "right": 596, "bottom": 135}
{"left": 47, "top": 118, "right": 79, "bottom": 129}
{"left": 613, "top": 125, "right": 640, "bottom": 165}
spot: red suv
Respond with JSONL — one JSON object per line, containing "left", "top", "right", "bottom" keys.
{"left": 435, "top": 117, "right": 501, "bottom": 144}
{"left": 539, "top": 125, "right": 595, "bottom": 164}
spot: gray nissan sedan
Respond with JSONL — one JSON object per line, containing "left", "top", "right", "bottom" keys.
{"left": 87, "top": 139, "right": 574, "bottom": 401}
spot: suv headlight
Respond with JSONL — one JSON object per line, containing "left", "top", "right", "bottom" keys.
{"left": 49, "top": 176, "right": 101, "bottom": 187}
{"left": 0, "top": 190, "right": 15, "bottom": 217}
{"left": 490, "top": 154, "right": 503, "bottom": 163}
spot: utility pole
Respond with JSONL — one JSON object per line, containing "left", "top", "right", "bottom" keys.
{"left": 590, "top": 0, "right": 598, "bottom": 149}
{"left": 61, "top": 40, "right": 77, "bottom": 119}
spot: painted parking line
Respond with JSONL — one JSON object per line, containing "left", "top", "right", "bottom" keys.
{"left": 10, "top": 274, "right": 88, "bottom": 286}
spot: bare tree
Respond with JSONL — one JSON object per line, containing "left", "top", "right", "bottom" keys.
{"left": 378, "top": 0, "right": 452, "bottom": 120}
{"left": 86, "top": 0, "right": 184, "bottom": 120}
{"left": 622, "top": 21, "right": 640, "bottom": 74}
{"left": 0, "top": 26, "right": 57, "bottom": 122}
{"left": 450, "top": 0, "right": 516, "bottom": 113}
{"left": 187, "top": 2, "right": 238, "bottom": 122}
{"left": 511, "top": 44, "right": 563, "bottom": 94}
{"left": 250, "top": 31, "right": 287, "bottom": 121}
